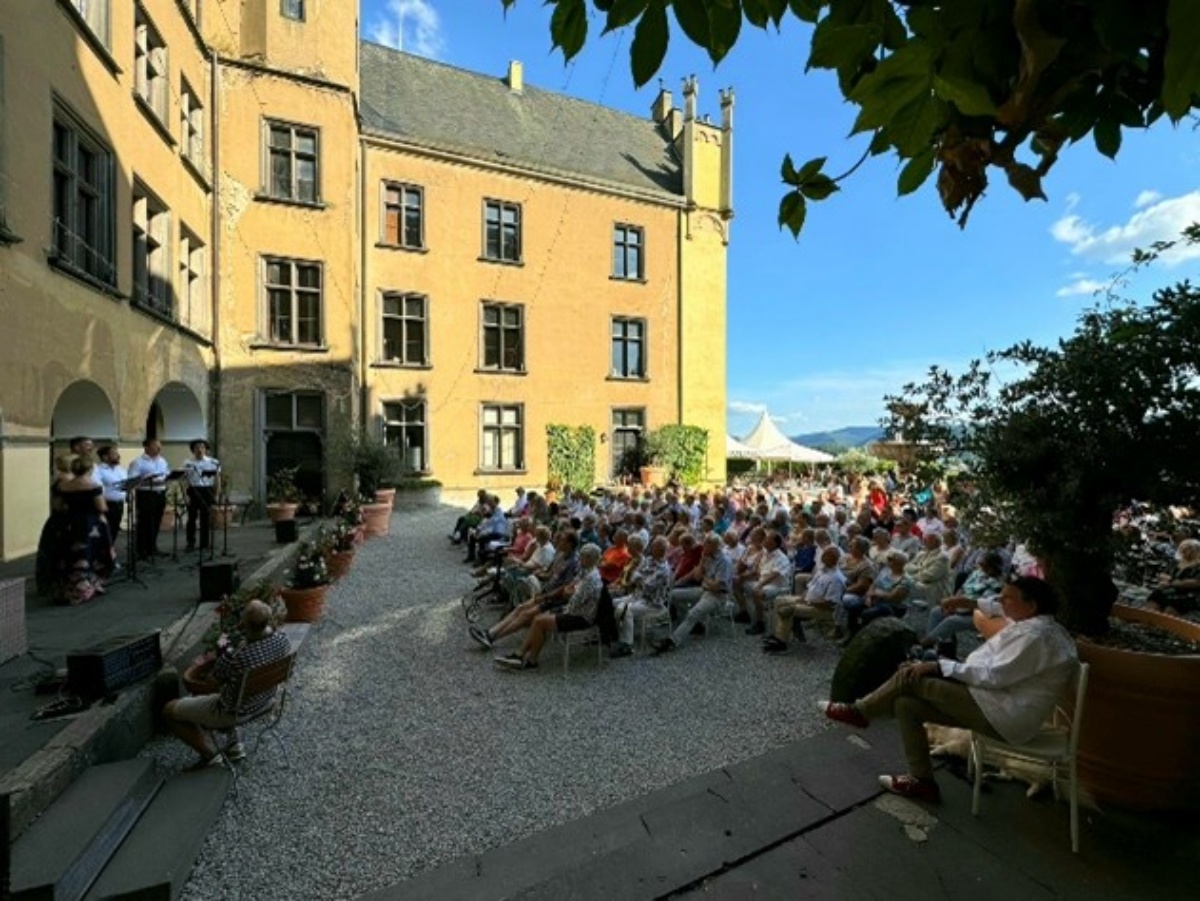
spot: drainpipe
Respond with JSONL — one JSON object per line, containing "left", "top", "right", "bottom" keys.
{"left": 209, "top": 49, "right": 222, "bottom": 454}
{"left": 359, "top": 138, "right": 369, "bottom": 443}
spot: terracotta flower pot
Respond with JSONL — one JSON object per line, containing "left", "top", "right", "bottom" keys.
{"left": 161, "top": 509, "right": 177, "bottom": 531}
{"left": 266, "top": 502, "right": 299, "bottom": 522}
{"left": 1077, "top": 604, "right": 1200, "bottom": 811}
{"left": 182, "top": 661, "right": 219, "bottom": 696}
{"left": 326, "top": 549, "right": 355, "bottom": 581}
{"left": 210, "top": 505, "right": 236, "bottom": 529}
{"left": 361, "top": 502, "right": 392, "bottom": 538}
{"left": 640, "top": 465, "right": 668, "bottom": 488}
{"left": 374, "top": 488, "right": 396, "bottom": 508}
{"left": 281, "top": 584, "right": 330, "bottom": 623}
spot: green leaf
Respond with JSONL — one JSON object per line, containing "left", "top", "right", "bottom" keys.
{"left": 798, "top": 155, "right": 826, "bottom": 181}
{"left": 631, "top": 1, "right": 670, "bottom": 87}
{"left": 807, "top": 21, "right": 882, "bottom": 73}
{"left": 849, "top": 41, "right": 935, "bottom": 134}
{"left": 788, "top": 0, "right": 821, "bottom": 24}
{"left": 778, "top": 190, "right": 808, "bottom": 237}
{"left": 932, "top": 74, "right": 996, "bottom": 117}
{"left": 799, "top": 173, "right": 839, "bottom": 200}
{"left": 897, "top": 148, "right": 936, "bottom": 196}
{"left": 1093, "top": 117, "right": 1122, "bottom": 159}
{"left": 549, "top": 0, "right": 588, "bottom": 59}
{"left": 765, "top": 0, "right": 790, "bottom": 27}
{"left": 781, "top": 153, "right": 800, "bottom": 185}
{"left": 672, "top": 0, "right": 711, "bottom": 48}
{"left": 604, "top": 0, "right": 649, "bottom": 34}
{"left": 707, "top": 0, "right": 743, "bottom": 64}
{"left": 881, "top": 94, "right": 947, "bottom": 156}
{"left": 743, "top": 0, "right": 771, "bottom": 29}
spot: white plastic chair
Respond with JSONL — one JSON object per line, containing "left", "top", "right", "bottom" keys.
{"left": 970, "top": 661, "right": 1090, "bottom": 853}
{"left": 637, "top": 605, "right": 673, "bottom": 650}
{"left": 557, "top": 626, "right": 604, "bottom": 674}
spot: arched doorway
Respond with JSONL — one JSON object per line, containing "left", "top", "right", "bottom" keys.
{"left": 51, "top": 380, "right": 118, "bottom": 447}
{"left": 148, "top": 381, "right": 205, "bottom": 442}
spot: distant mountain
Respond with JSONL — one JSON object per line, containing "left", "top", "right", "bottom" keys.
{"left": 791, "top": 426, "right": 883, "bottom": 450}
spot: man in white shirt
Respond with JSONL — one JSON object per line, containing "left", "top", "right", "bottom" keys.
{"left": 764, "top": 546, "right": 846, "bottom": 653}
{"left": 127, "top": 438, "right": 170, "bottom": 559}
{"left": 95, "top": 445, "right": 128, "bottom": 548}
{"left": 507, "top": 487, "right": 529, "bottom": 518}
{"left": 743, "top": 531, "right": 794, "bottom": 636}
{"left": 183, "top": 439, "right": 220, "bottom": 552}
{"left": 819, "top": 576, "right": 1077, "bottom": 803}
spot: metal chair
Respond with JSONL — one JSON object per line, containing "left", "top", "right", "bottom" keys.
{"left": 208, "top": 652, "right": 297, "bottom": 795}
{"left": 970, "top": 661, "right": 1090, "bottom": 853}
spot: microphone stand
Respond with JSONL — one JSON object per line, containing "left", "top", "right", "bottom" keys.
{"left": 108, "top": 475, "right": 150, "bottom": 589}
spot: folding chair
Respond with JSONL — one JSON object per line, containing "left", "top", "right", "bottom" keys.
{"left": 207, "top": 652, "right": 297, "bottom": 795}
{"left": 970, "top": 661, "right": 1090, "bottom": 853}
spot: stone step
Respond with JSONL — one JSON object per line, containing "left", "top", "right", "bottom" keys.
{"left": 85, "top": 767, "right": 231, "bottom": 901}
{"left": 10, "top": 759, "right": 161, "bottom": 901}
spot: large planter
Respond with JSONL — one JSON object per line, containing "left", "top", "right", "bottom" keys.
{"left": 374, "top": 488, "right": 396, "bottom": 508}
{"left": 281, "top": 584, "right": 330, "bottom": 623}
{"left": 325, "top": 549, "right": 356, "bottom": 581}
{"left": 1077, "top": 604, "right": 1200, "bottom": 811}
{"left": 182, "top": 661, "right": 219, "bottom": 696}
{"left": 266, "top": 502, "right": 298, "bottom": 523}
{"left": 361, "top": 501, "right": 392, "bottom": 538}
{"left": 640, "top": 465, "right": 668, "bottom": 488}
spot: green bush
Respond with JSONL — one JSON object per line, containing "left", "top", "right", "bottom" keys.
{"left": 649, "top": 425, "right": 708, "bottom": 486}
{"left": 546, "top": 424, "right": 596, "bottom": 492}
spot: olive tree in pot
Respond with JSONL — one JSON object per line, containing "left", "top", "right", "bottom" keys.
{"left": 885, "top": 235, "right": 1200, "bottom": 811}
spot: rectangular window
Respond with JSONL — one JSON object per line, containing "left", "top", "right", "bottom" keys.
{"left": 179, "top": 226, "right": 206, "bottom": 331}
{"left": 134, "top": 5, "right": 169, "bottom": 123}
{"left": 281, "top": 0, "right": 305, "bottom": 21}
{"left": 52, "top": 105, "right": 116, "bottom": 286}
{"left": 383, "top": 399, "right": 428, "bottom": 473}
{"left": 613, "top": 224, "right": 644, "bottom": 280}
{"left": 611, "top": 317, "right": 646, "bottom": 379}
{"left": 264, "top": 257, "right": 322, "bottom": 347}
{"left": 70, "top": 1, "right": 111, "bottom": 47}
{"left": 381, "top": 293, "right": 428, "bottom": 365}
{"left": 180, "top": 78, "right": 204, "bottom": 166}
{"left": 266, "top": 120, "right": 319, "bottom": 203}
{"left": 481, "top": 404, "right": 523, "bottom": 471}
{"left": 382, "top": 182, "right": 423, "bottom": 248}
{"left": 481, "top": 302, "right": 524, "bottom": 372}
{"left": 132, "top": 183, "right": 172, "bottom": 316}
{"left": 611, "top": 408, "right": 646, "bottom": 475}
{"left": 483, "top": 199, "right": 521, "bottom": 262}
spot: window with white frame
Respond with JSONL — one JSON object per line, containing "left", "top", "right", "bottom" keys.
{"left": 613, "top": 224, "right": 644, "bottom": 280}
{"left": 179, "top": 226, "right": 207, "bottom": 331}
{"left": 281, "top": 0, "right": 305, "bottom": 21}
{"left": 381, "top": 293, "right": 428, "bottom": 365}
{"left": 481, "top": 302, "right": 524, "bottom": 372}
{"left": 70, "top": 1, "right": 111, "bottom": 47}
{"left": 134, "top": 5, "right": 169, "bottom": 123}
{"left": 180, "top": 78, "right": 204, "bottom": 166}
{"left": 133, "top": 183, "right": 172, "bottom": 316}
{"left": 383, "top": 399, "right": 428, "bottom": 473}
{"left": 52, "top": 105, "right": 115, "bottom": 285}
{"left": 382, "top": 182, "right": 423, "bottom": 248}
{"left": 264, "top": 257, "right": 322, "bottom": 347}
{"left": 483, "top": 199, "right": 521, "bottom": 262}
{"left": 266, "top": 120, "right": 318, "bottom": 203}
{"left": 481, "top": 404, "right": 523, "bottom": 471}
{"left": 611, "top": 317, "right": 646, "bottom": 379}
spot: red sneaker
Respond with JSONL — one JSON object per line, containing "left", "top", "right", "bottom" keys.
{"left": 878, "top": 774, "right": 941, "bottom": 803}
{"left": 817, "top": 700, "right": 869, "bottom": 729}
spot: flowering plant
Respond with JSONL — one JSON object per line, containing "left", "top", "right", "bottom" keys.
{"left": 287, "top": 540, "right": 330, "bottom": 589}
{"left": 320, "top": 520, "right": 358, "bottom": 554}
{"left": 196, "top": 580, "right": 284, "bottom": 666}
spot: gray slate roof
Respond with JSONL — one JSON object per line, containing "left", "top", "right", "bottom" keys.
{"left": 359, "top": 41, "right": 682, "bottom": 198}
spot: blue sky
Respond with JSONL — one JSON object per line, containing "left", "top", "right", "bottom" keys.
{"left": 361, "top": 1, "right": 1200, "bottom": 436}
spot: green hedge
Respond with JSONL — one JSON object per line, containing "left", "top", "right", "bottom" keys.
{"left": 546, "top": 424, "right": 596, "bottom": 492}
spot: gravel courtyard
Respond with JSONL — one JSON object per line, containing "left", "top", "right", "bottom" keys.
{"left": 146, "top": 507, "right": 840, "bottom": 900}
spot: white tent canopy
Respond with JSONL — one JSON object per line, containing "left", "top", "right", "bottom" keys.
{"left": 733, "top": 412, "right": 835, "bottom": 464}
{"left": 726, "top": 434, "right": 758, "bottom": 459}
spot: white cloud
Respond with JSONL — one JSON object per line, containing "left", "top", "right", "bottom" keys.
{"left": 1064, "top": 191, "right": 1082, "bottom": 212}
{"left": 727, "top": 400, "right": 768, "bottom": 416}
{"left": 1050, "top": 190, "right": 1200, "bottom": 266}
{"left": 1134, "top": 190, "right": 1162, "bottom": 209}
{"left": 1055, "top": 277, "right": 1107, "bottom": 298}
{"left": 369, "top": 0, "right": 444, "bottom": 58}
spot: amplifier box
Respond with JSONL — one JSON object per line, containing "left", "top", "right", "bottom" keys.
{"left": 275, "top": 519, "right": 298, "bottom": 544}
{"left": 200, "top": 560, "right": 240, "bottom": 601}
{"left": 67, "top": 633, "right": 162, "bottom": 699}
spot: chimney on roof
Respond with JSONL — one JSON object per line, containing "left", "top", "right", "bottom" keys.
{"left": 507, "top": 60, "right": 524, "bottom": 93}
{"left": 652, "top": 84, "right": 683, "bottom": 141}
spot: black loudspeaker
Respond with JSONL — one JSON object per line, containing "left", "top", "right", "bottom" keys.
{"left": 275, "top": 519, "right": 298, "bottom": 544}
{"left": 67, "top": 633, "right": 162, "bottom": 699}
{"left": 199, "top": 561, "right": 240, "bottom": 601}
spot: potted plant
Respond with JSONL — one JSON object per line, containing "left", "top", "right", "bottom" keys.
{"left": 636, "top": 431, "right": 668, "bottom": 488}
{"left": 885, "top": 236, "right": 1200, "bottom": 811}
{"left": 266, "top": 465, "right": 301, "bottom": 522}
{"left": 280, "top": 540, "right": 331, "bottom": 622}
{"left": 320, "top": 521, "right": 358, "bottom": 581}
{"left": 183, "top": 580, "right": 285, "bottom": 695}
{"left": 393, "top": 477, "right": 442, "bottom": 510}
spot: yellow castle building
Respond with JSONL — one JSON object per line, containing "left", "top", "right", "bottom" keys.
{"left": 0, "top": 0, "right": 731, "bottom": 561}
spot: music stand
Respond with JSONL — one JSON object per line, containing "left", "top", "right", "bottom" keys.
{"left": 107, "top": 474, "right": 153, "bottom": 589}
{"left": 181, "top": 465, "right": 221, "bottom": 571}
